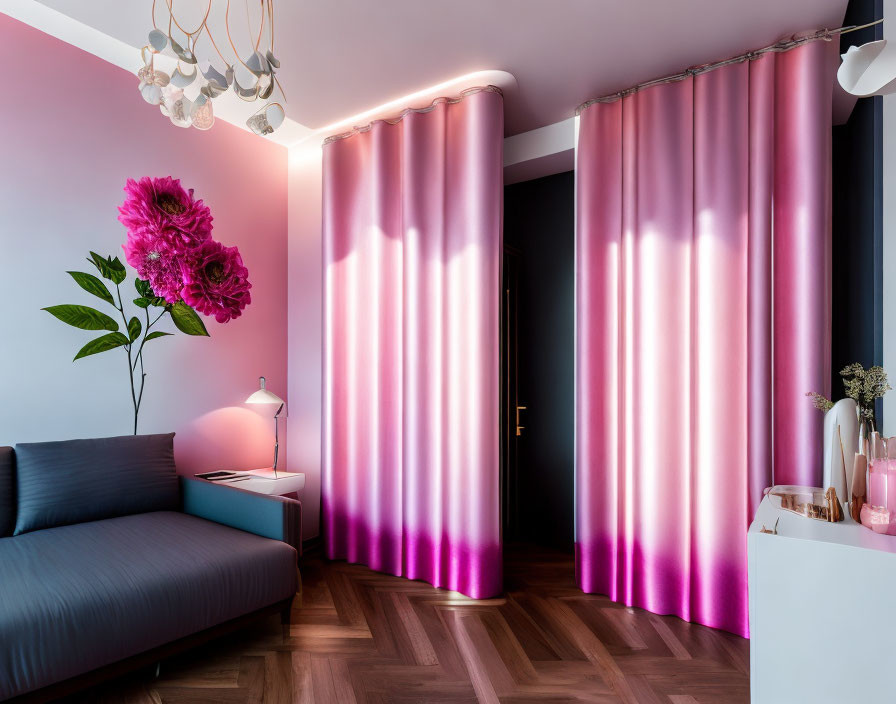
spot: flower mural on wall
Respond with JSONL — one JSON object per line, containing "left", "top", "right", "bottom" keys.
{"left": 43, "top": 176, "right": 252, "bottom": 434}
{"left": 181, "top": 239, "right": 252, "bottom": 323}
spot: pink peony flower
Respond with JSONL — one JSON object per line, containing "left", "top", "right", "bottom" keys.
{"left": 181, "top": 240, "right": 252, "bottom": 323}
{"left": 118, "top": 176, "right": 215, "bottom": 303}
{"left": 123, "top": 234, "right": 186, "bottom": 303}
{"left": 117, "top": 176, "right": 213, "bottom": 248}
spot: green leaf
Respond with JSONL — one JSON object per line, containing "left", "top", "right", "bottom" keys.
{"left": 107, "top": 256, "right": 127, "bottom": 284}
{"left": 67, "top": 271, "right": 115, "bottom": 306}
{"left": 135, "top": 280, "right": 166, "bottom": 306}
{"left": 169, "top": 301, "right": 209, "bottom": 336}
{"left": 87, "top": 251, "right": 127, "bottom": 284}
{"left": 144, "top": 331, "right": 173, "bottom": 342}
{"left": 135, "top": 278, "right": 153, "bottom": 297}
{"left": 42, "top": 304, "right": 119, "bottom": 331}
{"left": 73, "top": 332, "right": 130, "bottom": 361}
{"left": 87, "top": 252, "right": 115, "bottom": 280}
{"left": 127, "top": 316, "right": 142, "bottom": 342}
{"left": 134, "top": 295, "right": 169, "bottom": 308}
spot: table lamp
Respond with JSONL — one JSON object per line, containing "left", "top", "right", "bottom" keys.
{"left": 245, "top": 376, "right": 285, "bottom": 478}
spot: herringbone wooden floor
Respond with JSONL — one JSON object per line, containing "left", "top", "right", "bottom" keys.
{"left": 72, "top": 545, "right": 749, "bottom": 703}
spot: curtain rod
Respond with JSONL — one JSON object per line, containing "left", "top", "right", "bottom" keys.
{"left": 576, "top": 19, "right": 884, "bottom": 113}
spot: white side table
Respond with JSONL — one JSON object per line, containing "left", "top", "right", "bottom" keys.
{"left": 216, "top": 469, "right": 305, "bottom": 496}
{"left": 749, "top": 495, "right": 896, "bottom": 703}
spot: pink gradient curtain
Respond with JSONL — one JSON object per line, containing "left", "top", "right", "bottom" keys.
{"left": 322, "top": 88, "right": 504, "bottom": 599}
{"left": 575, "top": 39, "right": 837, "bottom": 636}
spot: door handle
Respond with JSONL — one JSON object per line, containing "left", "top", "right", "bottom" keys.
{"left": 516, "top": 406, "right": 526, "bottom": 436}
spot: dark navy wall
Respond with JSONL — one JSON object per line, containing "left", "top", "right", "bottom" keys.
{"left": 504, "top": 171, "right": 575, "bottom": 549}
{"left": 832, "top": 0, "right": 884, "bottom": 421}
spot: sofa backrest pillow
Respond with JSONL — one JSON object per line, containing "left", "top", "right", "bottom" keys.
{"left": 13, "top": 433, "right": 179, "bottom": 535}
{"left": 0, "top": 447, "right": 13, "bottom": 537}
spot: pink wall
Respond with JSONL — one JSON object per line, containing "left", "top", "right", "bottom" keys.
{"left": 0, "top": 15, "right": 290, "bottom": 476}
{"left": 288, "top": 147, "right": 323, "bottom": 540}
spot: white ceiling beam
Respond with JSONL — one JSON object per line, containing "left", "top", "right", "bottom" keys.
{"left": 503, "top": 117, "right": 575, "bottom": 184}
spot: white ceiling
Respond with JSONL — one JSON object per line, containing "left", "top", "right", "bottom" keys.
{"left": 29, "top": 0, "right": 849, "bottom": 137}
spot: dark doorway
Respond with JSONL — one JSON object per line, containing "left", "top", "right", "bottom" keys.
{"left": 831, "top": 0, "right": 883, "bottom": 422}
{"left": 501, "top": 170, "right": 575, "bottom": 551}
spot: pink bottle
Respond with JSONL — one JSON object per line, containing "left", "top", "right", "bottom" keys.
{"left": 864, "top": 437, "right": 896, "bottom": 535}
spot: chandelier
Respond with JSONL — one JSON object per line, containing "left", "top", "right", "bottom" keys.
{"left": 138, "top": 0, "right": 286, "bottom": 135}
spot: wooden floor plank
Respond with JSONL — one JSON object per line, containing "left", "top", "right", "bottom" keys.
{"left": 74, "top": 545, "right": 749, "bottom": 703}
{"left": 290, "top": 651, "right": 313, "bottom": 704}
{"left": 390, "top": 591, "right": 440, "bottom": 666}
{"left": 443, "top": 610, "right": 503, "bottom": 704}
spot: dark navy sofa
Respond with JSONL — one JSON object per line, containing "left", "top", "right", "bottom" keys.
{"left": 0, "top": 433, "right": 301, "bottom": 702}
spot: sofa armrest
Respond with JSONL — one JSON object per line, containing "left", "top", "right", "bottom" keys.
{"left": 180, "top": 477, "right": 302, "bottom": 556}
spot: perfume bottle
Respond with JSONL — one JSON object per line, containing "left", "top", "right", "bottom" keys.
{"left": 866, "top": 435, "right": 896, "bottom": 534}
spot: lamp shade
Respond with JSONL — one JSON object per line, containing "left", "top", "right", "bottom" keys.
{"left": 245, "top": 376, "right": 284, "bottom": 405}
{"left": 838, "top": 39, "right": 896, "bottom": 97}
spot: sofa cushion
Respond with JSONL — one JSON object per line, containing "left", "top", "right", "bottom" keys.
{"left": 13, "top": 433, "right": 179, "bottom": 535}
{"left": 0, "top": 448, "right": 12, "bottom": 537}
{"left": 0, "top": 511, "right": 298, "bottom": 700}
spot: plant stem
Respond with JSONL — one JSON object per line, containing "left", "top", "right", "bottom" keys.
{"left": 115, "top": 284, "right": 139, "bottom": 435}
{"left": 132, "top": 309, "right": 166, "bottom": 372}
{"left": 136, "top": 358, "right": 146, "bottom": 417}
{"left": 135, "top": 307, "right": 150, "bottom": 416}
{"left": 133, "top": 307, "right": 168, "bottom": 420}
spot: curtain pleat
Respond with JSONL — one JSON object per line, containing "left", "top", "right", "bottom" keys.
{"left": 575, "top": 39, "right": 837, "bottom": 636}
{"left": 772, "top": 42, "right": 835, "bottom": 485}
{"left": 323, "top": 88, "right": 504, "bottom": 599}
